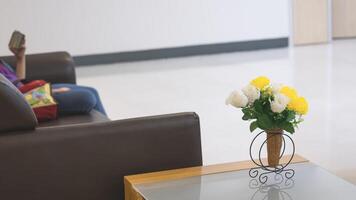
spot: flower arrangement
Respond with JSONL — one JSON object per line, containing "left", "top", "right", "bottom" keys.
{"left": 226, "top": 76, "right": 308, "bottom": 134}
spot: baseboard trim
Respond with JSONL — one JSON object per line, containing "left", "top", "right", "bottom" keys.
{"left": 73, "top": 38, "right": 288, "bottom": 66}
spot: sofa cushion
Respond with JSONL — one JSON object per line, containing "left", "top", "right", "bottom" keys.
{"left": 38, "top": 110, "right": 109, "bottom": 128}
{"left": 0, "top": 74, "right": 38, "bottom": 133}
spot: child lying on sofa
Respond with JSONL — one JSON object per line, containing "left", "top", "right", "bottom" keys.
{"left": 0, "top": 33, "right": 106, "bottom": 116}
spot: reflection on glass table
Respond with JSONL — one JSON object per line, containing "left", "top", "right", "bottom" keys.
{"left": 134, "top": 163, "right": 356, "bottom": 200}
{"left": 249, "top": 177, "right": 294, "bottom": 200}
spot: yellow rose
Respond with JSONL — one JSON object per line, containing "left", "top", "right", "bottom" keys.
{"left": 250, "top": 76, "right": 270, "bottom": 90}
{"left": 280, "top": 86, "right": 298, "bottom": 100}
{"left": 288, "top": 97, "right": 308, "bottom": 115}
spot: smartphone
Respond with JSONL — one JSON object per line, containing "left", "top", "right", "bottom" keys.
{"left": 9, "top": 31, "right": 25, "bottom": 49}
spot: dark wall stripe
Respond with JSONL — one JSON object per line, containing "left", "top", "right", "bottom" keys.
{"left": 73, "top": 37, "right": 288, "bottom": 66}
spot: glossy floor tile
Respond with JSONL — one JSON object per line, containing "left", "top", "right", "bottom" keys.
{"left": 77, "top": 39, "right": 356, "bottom": 184}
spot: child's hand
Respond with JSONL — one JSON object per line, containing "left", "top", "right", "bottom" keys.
{"left": 52, "top": 87, "right": 71, "bottom": 94}
{"left": 9, "top": 38, "right": 26, "bottom": 59}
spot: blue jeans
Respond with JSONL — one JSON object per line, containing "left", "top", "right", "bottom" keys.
{"left": 52, "top": 84, "right": 106, "bottom": 116}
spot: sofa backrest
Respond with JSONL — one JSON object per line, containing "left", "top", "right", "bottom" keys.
{"left": 0, "top": 74, "right": 37, "bottom": 133}
{"left": 0, "top": 52, "right": 76, "bottom": 84}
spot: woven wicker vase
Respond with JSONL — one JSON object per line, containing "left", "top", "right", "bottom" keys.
{"left": 266, "top": 129, "right": 283, "bottom": 168}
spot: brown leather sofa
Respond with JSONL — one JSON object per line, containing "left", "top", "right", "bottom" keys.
{"left": 0, "top": 52, "right": 202, "bottom": 200}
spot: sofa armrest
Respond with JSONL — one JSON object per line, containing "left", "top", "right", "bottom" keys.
{"left": 0, "top": 52, "right": 76, "bottom": 84}
{"left": 0, "top": 112, "right": 202, "bottom": 200}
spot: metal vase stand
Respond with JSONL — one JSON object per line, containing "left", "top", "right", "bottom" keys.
{"left": 249, "top": 130, "right": 295, "bottom": 184}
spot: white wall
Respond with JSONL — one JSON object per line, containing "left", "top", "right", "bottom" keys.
{"left": 0, "top": 0, "right": 289, "bottom": 56}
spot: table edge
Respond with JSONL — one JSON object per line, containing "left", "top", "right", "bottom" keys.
{"left": 125, "top": 154, "right": 307, "bottom": 185}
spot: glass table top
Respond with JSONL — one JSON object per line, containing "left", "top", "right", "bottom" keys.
{"left": 135, "top": 163, "right": 356, "bottom": 200}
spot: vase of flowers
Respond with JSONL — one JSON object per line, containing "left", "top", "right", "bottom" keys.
{"left": 226, "top": 76, "right": 308, "bottom": 167}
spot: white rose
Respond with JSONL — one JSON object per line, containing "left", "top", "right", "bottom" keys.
{"left": 242, "top": 84, "right": 260, "bottom": 104}
{"left": 270, "top": 93, "right": 290, "bottom": 113}
{"left": 226, "top": 90, "right": 248, "bottom": 108}
{"left": 270, "top": 83, "right": 282, "bottom": 94}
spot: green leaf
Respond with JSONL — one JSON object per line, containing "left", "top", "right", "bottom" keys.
{"left": 254, "top": 100, "right": 264, "bottom": 113}
{"left": 242, "top": 114, "right": 250, "bottom": 120}
{"left": 286, "top": 111, "right": 296, "bottom": 122}
{"left": 274, "top": 113, "right": 284, "bottom": 121}
{"left": 242, "top": 107, "right": 249, "bottom": 114}
{"left": 241, "top": 107, "right": 256, "bottom": 120}
{"left": 250, "top": 121, "right": 259, "bottom": 132}
{"left": 281, "top": 121, "right": 295, "bottom": 134}
{"left": 257, "top": 114, "right": 273, "bottom": 130}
